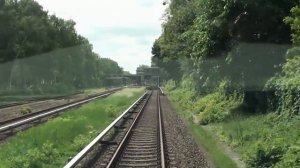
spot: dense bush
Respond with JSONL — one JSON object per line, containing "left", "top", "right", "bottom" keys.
{"left": 20, "top": 107, "right": 32, "bottom": 115}
{"left": 166, "top": 76, "right": 300, "bottom": 167}
{"left": 265, "top": 6, "right": 300, "bottom": 116}
{"left": 212, "top": 113, "right": 300, "bottom": 167}
{"left": 10, "top": 141, "right": 61, "bottom": 168}
{"left": 159, "top": 1, "right": 300, "bottom": 168}
{"left": 275, "top": 139, "right": 300, "bottom": 167}
{"left": 265, "top": 54, "right": 300, "bottom": 116}
{"left": 194, "top": 87, "right": 242, "bottom": 125}
{"left": 245, "top": 139, "right": 286, "bottom": 167}
{"left": 165, "top": 78, "right": 242, "bottom": 124}
{"left": 165, "top": 77, "right": 197, "bottom": 120}
{"left": 243, "top": 117, "right": 300, "bottom": 167}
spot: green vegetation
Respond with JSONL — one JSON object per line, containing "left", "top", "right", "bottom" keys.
{"left": 0, "top": 88, "right": 145, "bottom": 168}
{"left": 165, "top": 78, "right": 242, "bottom": 125}
{"left": 211, "top": 114, "right": 300, "bottom": 167}
{"left": 165, "top": 85, "right": 237, "bottom": 168}
{"left": 0, "top": 0, "right": 123, "bottom": 95}
{"left": 155, "top": 0, "right": 300, "bottom": 167}
{"left": 190, "top": 124, "right": 237, "bottom": 168}
{"left": 19, "top": 107, "right": 32, "bottom": 115}
{"left": 265, "top": 6, "right": 300, "bottom": 117}
{"left": 166, "top": 80, "right": 300, "bottom": 167}
{"left": 153, "top": 0, "right": 300, "bottom": 117}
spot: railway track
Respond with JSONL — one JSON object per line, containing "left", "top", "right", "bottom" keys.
{"left": 0, "top": 88, "right": 122, "bottom": 140}
{"left": 0, "top": 91, "right": 83, "bottom": 110}
{"left": 65, "top": 89, "right": 167, "bottom": 168}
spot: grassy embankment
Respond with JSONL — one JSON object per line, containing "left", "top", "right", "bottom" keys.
{"left": 210, "top": 114, "right": 300, "bottom": 168}
{"left": 166, "top": 87, "right": 238, "bottom": 168}
{"left": 0, "top": 87, "right": 145, "bottom": 168}
{"left": 165, "top": 80, "right": 300, "bottom": 168}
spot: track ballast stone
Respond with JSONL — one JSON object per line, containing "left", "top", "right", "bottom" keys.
{"left": 160, "top": 95, "right": 211, "bottom": 168}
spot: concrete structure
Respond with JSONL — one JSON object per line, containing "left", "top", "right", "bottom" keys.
{"left": 106, "top": 66, "right": 161, "bottom": 86}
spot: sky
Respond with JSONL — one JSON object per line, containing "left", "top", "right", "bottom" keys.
{"left": 35, "top": 0, "right": 166, "bottom": 74}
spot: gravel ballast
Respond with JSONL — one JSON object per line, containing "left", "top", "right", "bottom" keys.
{"left": 160, "top": 95, "right": 212, "bottom": 168}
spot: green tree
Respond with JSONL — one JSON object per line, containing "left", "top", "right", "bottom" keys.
{"left": 0, "top": 0, "right": 124, "bottom": 94}
{"left": 153, "top": 0, "right": 298, "bottom": 112}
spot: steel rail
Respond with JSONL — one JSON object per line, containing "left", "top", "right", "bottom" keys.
{"left": 158, "top": 91, "right": 166, "bottom": 168}
{"left": 0, "top": 93, "right": 113, "bottom": 133}
{"left": 105, "top": 91, "right": 152, "bottom": 168}
{"left": 0, "top": 91, "right": 84, "bottom": 110}
{"left": 64, "top": 92, "right": 148, "bottom": 168}
{"left": 0, "top": 88, "right": 123, "bottom": 133}
{"left": 0, "top": 102, "right": 24, "bottom": 109}
{"left": 0, "top": 88, "right": 122, "bottom": 126}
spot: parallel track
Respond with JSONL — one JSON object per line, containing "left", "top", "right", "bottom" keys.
{"left": 0, "top": 88, "right": 122, "bottom": 140}
{"left": 0, "top": 91, "right": 83, "bottom": 110}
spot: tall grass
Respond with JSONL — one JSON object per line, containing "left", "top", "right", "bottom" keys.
{"left": 165, "top": 80, "right": 243, "bottom": 125}
{"left": 190, "top": 124, "right": 238, "bottom": 168}
{"left": 166, "top": 89, "right": 237, "bottom": 168}
{"left": 0, "top": 88, "right": 144, "bottom": 168}
{"left": 211, "top": 114, "right": 300, "bottom": 167}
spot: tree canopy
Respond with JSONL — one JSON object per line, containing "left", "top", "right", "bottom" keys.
{"left": 0, "top": 0, "right": 123, "bottom": 93}
{"left": 153, "top": 0, "right": 299, "bottom": 112}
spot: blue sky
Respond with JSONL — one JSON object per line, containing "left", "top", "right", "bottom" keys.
{"left": 35, "top": 0, "right": 166, "bottom": 73}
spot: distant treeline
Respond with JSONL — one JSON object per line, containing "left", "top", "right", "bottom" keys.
{"left": 153, "top": 0, "right": 300, "bottom": 115}
{"left": 0, "top": 0, "right": 123, "bottom": 94}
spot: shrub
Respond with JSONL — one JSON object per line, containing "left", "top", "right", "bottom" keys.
{"left": 10, "top": 141, "right": 60, "bottom": 168}
{"left": 245, "top": 140, "right": 286, "bottom": 167}
{"left": 265, "top": 6, "right": 300, "bottom": 116}
{"left": 164, "top": 80, "right": 176, "bottom": 92}
{"left": 165, "top": 77, "right": 197, "bottom": 121}
{"left": 194, "top": 81, "right": 243, "bottom": 125}
{"left": 265, "top": 54, "right": 300, "bottom": 116}
{"left": 275, "top": 140, "right": 300, "bottom": 168}
{"left": 165, "top": 78, "right": 243, "bottom": 124}
{"left": 106, "top": 105, "right": 117, "bottom": 118}
{"left": 213, "top": 113, "right": 300, "bottom": 168}
{"left": 71, "top": 132, "right": 96, "bottom": 151}
{"left": 20, "top": 107, "right": 32, "bottom": 115}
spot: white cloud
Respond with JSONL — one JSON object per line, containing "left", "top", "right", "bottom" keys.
{"left": 35, "top": 0, "right": 166, "bottom": 73}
